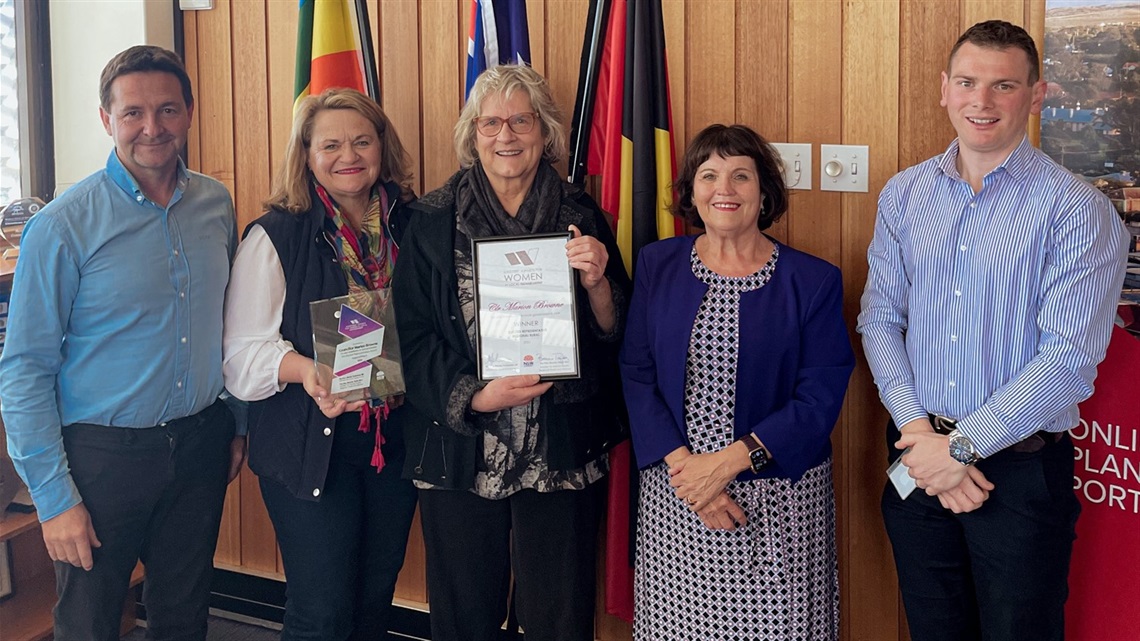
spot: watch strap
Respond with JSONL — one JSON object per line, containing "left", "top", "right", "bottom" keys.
{"left": 739, "top": 432, "right": 762, "bottom": 452}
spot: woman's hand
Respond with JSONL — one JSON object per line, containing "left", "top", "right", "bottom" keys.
{"left": 567, "top": 225, "right": 616, "bottom": 332}
{"left": 669, "top": 446, "right": 749, "bottom": 511}
{"left": 302, "top": 362, "right": 366, "bottom": 418}
{"left": 470, "top": 374, "right": 552, "bottom": 413}
{"left": 695, "top": 491, "right": 748, "bottom": 531}
{"left": 566, "top": 224, "right": 608, "bottom": 291}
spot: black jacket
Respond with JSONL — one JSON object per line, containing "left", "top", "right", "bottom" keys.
{"left": 245, "top": 182, "right": 414, "bottom": 501}
{"left": 392, "top": 175, "right": 631, "bottom": 490}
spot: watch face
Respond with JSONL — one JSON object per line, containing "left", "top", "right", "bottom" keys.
{"left": 749, "top": 447, "right": 769, "bottom": 473}
{"left": 949, "top": 433, "right": 977, "bottom": 465}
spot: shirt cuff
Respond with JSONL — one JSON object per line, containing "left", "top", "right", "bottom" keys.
{"left": 881, "top": 384, "right": 926, "bottom": 427}
{"left": 957, "top": 404, "right": 1016, "bottom": 459}
{"left": 33, "top": 475, "right": 84, "bottom": 523}
{"left": 585, "top": 275, "right": 626, "bottom": 343}
{"left": 445, "top": 374, "right": 495, "bottom": 436}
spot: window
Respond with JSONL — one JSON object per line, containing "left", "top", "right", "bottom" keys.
{"left": 0, "top": 0, "right": 53, "bottom": 206}
{"left": 1, "top": 0, "right": 19, "bottom": 203}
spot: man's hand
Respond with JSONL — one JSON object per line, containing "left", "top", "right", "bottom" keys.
{"left": 696, "top": 491, "right": 748, "bottom": 531}
{"left": 42, "top": 503, "right": 101, "bottom": 570}
{"left": 227, "top": 436, "right": 247, "bottom": 483}
{"left": 936, "top": 467, "right": 995, "bottom": 514}
{"left": 470, "top": 375, "right": 552, "bottom": 413}
{"left": 896, "top": 430, "right": 969, "bottom": 495}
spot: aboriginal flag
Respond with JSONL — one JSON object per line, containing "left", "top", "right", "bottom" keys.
{"left": 568, "top": 0, "right": 679, "bottom": 622}
{"left": 294, "top": 0, "right": 379, "bottom": 111}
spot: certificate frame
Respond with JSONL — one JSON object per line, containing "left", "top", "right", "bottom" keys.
{"left": 472, "top": 232, "right": 580, "bottom": 381}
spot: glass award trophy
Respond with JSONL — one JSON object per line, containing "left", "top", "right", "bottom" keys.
{"left": 1, "top": 197, "right": 45, "bottom": 261}
{"left": 309, "top": 289, "right": 405, "bottom": 403}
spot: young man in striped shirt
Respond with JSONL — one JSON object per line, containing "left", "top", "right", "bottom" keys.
{"left": 858, "top": 20, "right": 1128, "bottom": 641}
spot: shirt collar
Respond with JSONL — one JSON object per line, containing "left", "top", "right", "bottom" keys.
{"left": 104, "top": 150, "right": 190, "bottom": 204}
{"left": 936, "top": 135, "right": 1035, "bottom": 184}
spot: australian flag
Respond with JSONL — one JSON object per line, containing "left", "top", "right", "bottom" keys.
{"left": 464, "top": 0, "right": 531, "bottom": 101}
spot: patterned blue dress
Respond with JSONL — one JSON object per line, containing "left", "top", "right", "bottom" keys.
{"left": 634, "top": 245, "right": 839, "bottom": 641}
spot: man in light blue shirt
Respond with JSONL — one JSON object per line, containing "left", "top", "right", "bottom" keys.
{"left": 0, "top": 46, "right": 242, "bottom": 641}
{"left": 858, "top": 20, "right": 1128, "bottom": 641}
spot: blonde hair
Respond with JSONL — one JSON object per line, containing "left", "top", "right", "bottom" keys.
{"left": 454, "top": 65, "right": 567, "bottom": 168}
{"left": 265, "top": 88, "right": 414, "bottom": 213}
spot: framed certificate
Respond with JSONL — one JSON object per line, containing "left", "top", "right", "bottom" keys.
{"left": 309, "top": 289, "right": 405, "bottom": 402}
{"left": 472, "top": 232, "right": 580, "bottom": 380}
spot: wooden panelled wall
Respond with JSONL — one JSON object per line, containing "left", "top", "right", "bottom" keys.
{"left": 184, "top": 1, "right": 1044, "bottom": 640}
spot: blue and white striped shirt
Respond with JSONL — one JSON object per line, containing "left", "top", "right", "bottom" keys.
{"left": 857, "top": 136, "right": 1128, "bottom": 458}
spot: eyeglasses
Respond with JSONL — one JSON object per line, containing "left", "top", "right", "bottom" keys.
{"left": 474, "top": 112, "right": 539, "bottom": 137}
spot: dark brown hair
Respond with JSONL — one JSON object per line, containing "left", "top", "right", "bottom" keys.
{"left": 671, "top": 124, "right": 787, "bottom": 232}
{"left": 99, "top": 45, "right": 193, "bottom": 111}
{"left": 949, "top": 20, "right": 1040, "bottom": 84}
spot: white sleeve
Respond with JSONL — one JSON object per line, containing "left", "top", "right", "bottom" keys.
{"left": 222, "top": 224, "right": 294, "bottom": 401}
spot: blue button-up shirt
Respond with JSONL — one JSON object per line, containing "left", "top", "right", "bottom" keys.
{"left": 0, "top": 151, "right": 237, "bottom": 521}
{"left": 858, "top": 136, "right": 1129, "bottom": 458}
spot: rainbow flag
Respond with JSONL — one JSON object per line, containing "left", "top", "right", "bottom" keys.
{"left": 294, "top": 0, "right": 378, "bottom": 112}
{"left": 464, "top": 0, "right": 531, "bottom": 100}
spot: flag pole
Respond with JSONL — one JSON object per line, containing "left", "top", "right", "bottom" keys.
{"left": 354, "top": 0, "right": 381, "bottom": 104}
{"left": 568, "top": 0, "right": 610, "bottom": 186}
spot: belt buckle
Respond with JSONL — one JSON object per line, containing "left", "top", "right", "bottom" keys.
{"left": 930, "top": 415, "right": 957, "bottom": 435}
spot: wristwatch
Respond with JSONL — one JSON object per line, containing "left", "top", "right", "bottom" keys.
{"left": 738, "top": 433, "right": 770, "bottom": 473}
{"left": 947, "top": 429, "right": 980, "bottom": 467}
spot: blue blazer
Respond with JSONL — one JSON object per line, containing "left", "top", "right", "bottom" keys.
{"left": 619, "top": 235, "right": 855, "bottom": 482}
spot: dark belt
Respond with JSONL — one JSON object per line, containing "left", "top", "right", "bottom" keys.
{"left": 926, "top": 413, "right": 1064, "bottom": 454}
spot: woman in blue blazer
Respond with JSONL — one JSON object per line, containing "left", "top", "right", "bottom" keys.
{"left": 620, "top": 124, "right": 855, "bottom": 641}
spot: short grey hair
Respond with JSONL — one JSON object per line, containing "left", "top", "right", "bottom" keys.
{"left": 454, "top": 64, "right": 567, "bottom": 168}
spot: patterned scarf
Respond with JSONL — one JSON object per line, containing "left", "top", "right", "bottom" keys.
{"left": 316, "top": 183, "right": 396, "bottom": 471}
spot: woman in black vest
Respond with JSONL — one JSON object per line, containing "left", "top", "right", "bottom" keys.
{"left": 392, "top": 65, "right": 630, "bottom": 641}
{"left": 222, "top": 88, "right": 417, "bottom": 641}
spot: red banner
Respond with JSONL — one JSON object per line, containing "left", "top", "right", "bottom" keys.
{"left": 1066, "top": 325, "right": 1140, "bottom": 641}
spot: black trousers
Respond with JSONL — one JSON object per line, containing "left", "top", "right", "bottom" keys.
{"left": 54, "top": 399, "right": 235, "bottom": 641}
{"left": 258, "top": 413, "right": 417, "bottom": 641}
{"left": 418, "top": 482, "right": 603, "bottom": 641}
{"left": 881, "top": 421, "right": 1080, "bottom": 641}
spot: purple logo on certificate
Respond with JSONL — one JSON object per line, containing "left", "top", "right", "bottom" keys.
{"left": 338, "top": 304, "right": 383, "bottom": 339}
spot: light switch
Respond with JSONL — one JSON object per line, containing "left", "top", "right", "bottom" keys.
{"left": 179, "top": 0, "right": 214, "bottom": 10}
{"left": 771, "top": 143, "right": 812, "bottom": 191}
{"left": 819, "top": 144, "right": 869, "bottom": 193}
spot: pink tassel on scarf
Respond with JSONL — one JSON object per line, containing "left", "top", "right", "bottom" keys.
{"left": 358, "top": 401, "right": 390, "bottom": 472}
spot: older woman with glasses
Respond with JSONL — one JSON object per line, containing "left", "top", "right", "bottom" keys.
{"left": 392, "top": 64, "right": 631, "bottom": 641}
